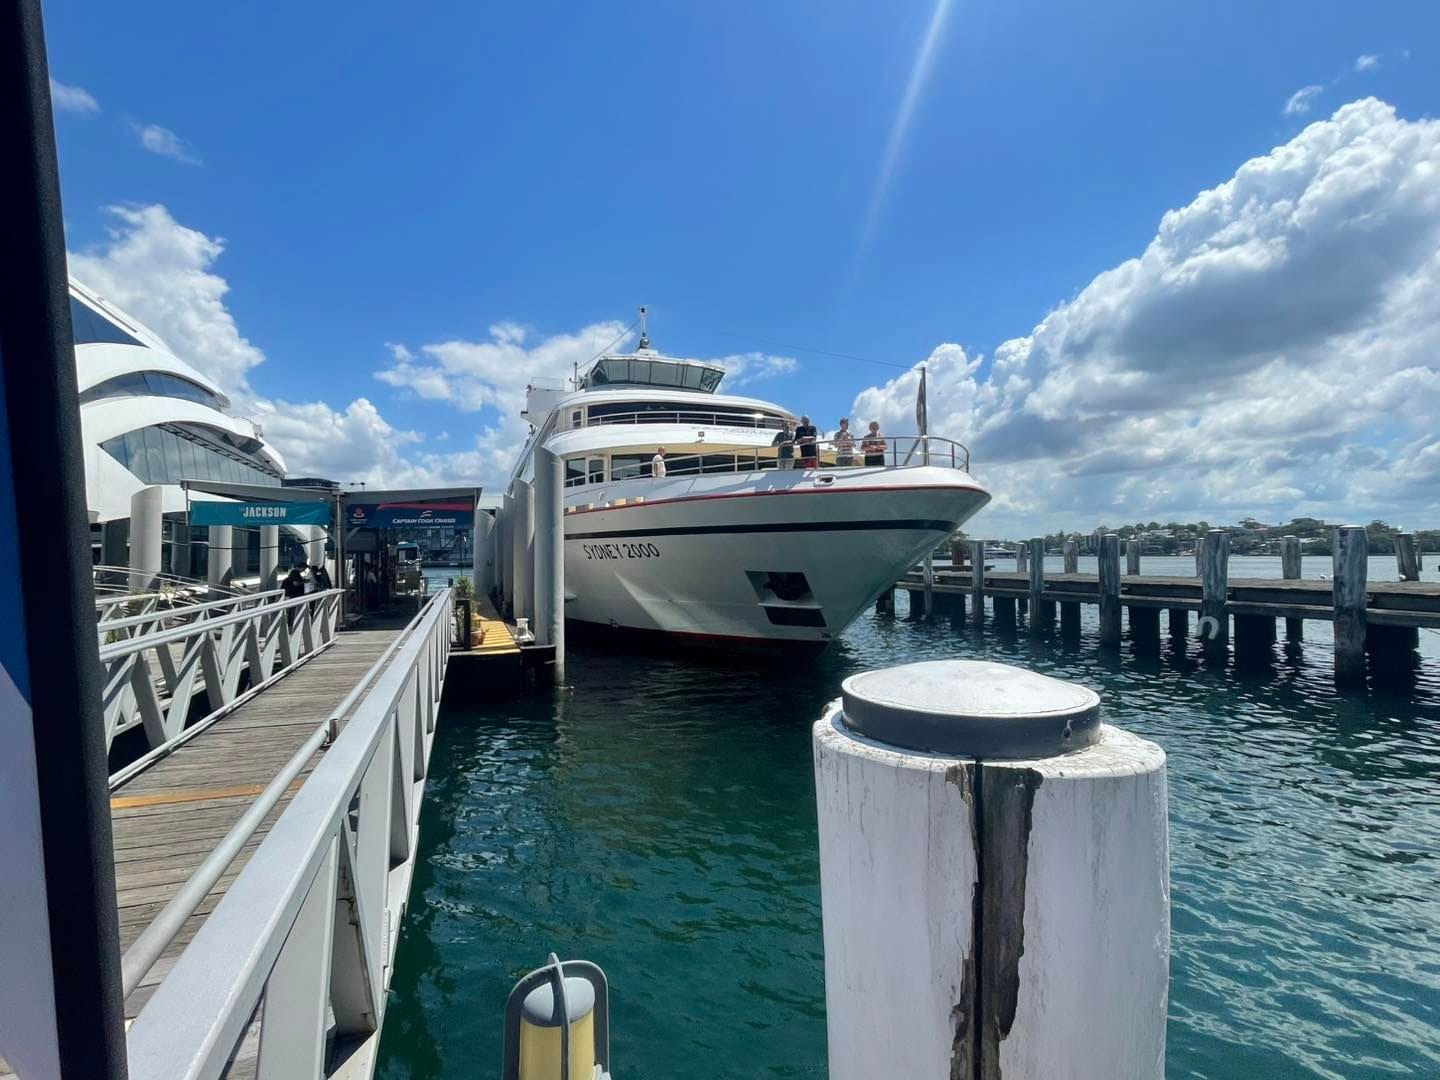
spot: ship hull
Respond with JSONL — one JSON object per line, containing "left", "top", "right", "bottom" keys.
{"left": 560, "top": 466, "right": 990, "bottom": 653}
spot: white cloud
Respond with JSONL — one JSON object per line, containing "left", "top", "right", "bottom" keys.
{"left": 50, "top": 79, "right": 99, "bottom": 114}
{"left": 68, "top": 205, "right": 264, "bottom": 394}
{"left": 714, "top": 352, "right": 799, "bottom": 386}
{"left": 1355, "top": 54, "right": 1380, "bottom": 73}
{"left": 853, "top": 98, "right": 1440, "bottom": 536}
{"left": 1283, "top": 85, "right": 1324, "bottom": 115}
{"left": 132, "top": 122, "right": 201, "bottom": 165}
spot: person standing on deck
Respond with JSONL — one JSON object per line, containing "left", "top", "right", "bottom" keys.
{"left": 772, "top": 419, "right": 796, "bottom": 469}
{"left": 862, "top": 421, "right": 887, "bottom": 467}
{"left": 795, "top": 415, "right": 819, "bottom": 468}
{"left": 652, "top": 447, "right": 667, "bottom": 477}
{"left": 834, "top": 417, "right": 856, "bottom": 466}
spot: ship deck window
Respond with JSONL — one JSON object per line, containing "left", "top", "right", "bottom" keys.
{"left": 586, "top": 400, "right": 787, "bottom": 429}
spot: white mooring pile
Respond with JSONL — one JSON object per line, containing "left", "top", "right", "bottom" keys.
{"left": 813, "top": 659, "right": 1169, "bottom": 1080}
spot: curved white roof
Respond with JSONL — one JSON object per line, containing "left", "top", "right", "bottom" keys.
{"left": 71, "top": 276, "right": 288, "bottom": 522}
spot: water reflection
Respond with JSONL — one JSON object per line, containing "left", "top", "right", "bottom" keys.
{"left": 379, "top": 589, "right": 1440, "bottom": 1080}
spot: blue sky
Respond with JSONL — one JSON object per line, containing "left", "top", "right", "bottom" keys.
{"left": 44, "top": 0, "right": 1440, "bottom": 533}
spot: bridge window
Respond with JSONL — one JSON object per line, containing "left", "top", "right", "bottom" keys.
{"left": 69, "top": 294, "right": 143, "bottom": 347}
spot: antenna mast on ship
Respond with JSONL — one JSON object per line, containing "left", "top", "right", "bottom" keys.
{"left": 637, "top": 305, "right": 649, "bottom": 350}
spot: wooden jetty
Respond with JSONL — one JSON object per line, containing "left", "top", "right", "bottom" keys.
{"left": 111, "top": 626, "right": 404, "bottom": 1025}
{"left": 889, "top": 528, "right": 1438, "bottom": 684}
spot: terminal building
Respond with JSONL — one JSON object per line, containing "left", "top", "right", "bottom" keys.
{"left": 71, "top": 277, "right": 314, "bottom": 582}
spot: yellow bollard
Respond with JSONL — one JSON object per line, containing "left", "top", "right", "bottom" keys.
{"left": 518, "top": 977, "right": 596, "bottom": 1080}
{"left": 504, "top": 955, "right": 611, "bottom": 1080}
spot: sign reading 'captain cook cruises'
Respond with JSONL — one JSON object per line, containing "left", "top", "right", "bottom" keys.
{"left": 346, "top": 500, "right": 474, "bottom": 530}
{"left": 188, "top": 500, "right": 333, "bottom": 527}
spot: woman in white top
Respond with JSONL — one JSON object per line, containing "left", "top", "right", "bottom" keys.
{"left": 651, "top": 447, "right": 667, "bottom": 477}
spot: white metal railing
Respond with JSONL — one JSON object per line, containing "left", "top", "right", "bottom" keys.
{"left": 98, "top": 588, "right": 284, "bottom": 646}
{"left": 93, "top": 565, "right": 245, "bottom": 605}
{"left": 125, "top": 589, "right": 454, "bottom": 1080}
{"left": 600, "top": 434, "right": 972, "bottom": 482}
{"left": 100, "top": 589, "right": 341, "bottom": 769}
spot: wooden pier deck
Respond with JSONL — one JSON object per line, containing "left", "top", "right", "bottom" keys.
{"left": 107, "top": 625, "right": 405, "bottom": 1022}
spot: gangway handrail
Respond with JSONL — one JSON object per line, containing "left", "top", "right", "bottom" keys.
{"left": 126, "top": 588, "right": 454, "bottom": 1079}
{"left": 98, "top": 589, "right": 331, "bottom": 661}
{"left": 118, "top": 591, "right": 445, "bottom": 999}
{"left": 96, "top": 588, "right": 283, "bottom": 640}
{"left": 100, "top": 588, "right": 342, "bottom": 763}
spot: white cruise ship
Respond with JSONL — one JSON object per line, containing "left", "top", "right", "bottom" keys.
{"left": 508, "top": 327, "right": 990, "bottom": 654}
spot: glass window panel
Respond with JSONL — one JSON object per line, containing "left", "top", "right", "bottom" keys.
{"left": 161, "top": 429, "right": 183, "bottom": 482}
{"left": 100, "top": 435, "right": 129, "bottom": 468}
{"left": 69, "top": 296, "right": 142, "bottom": 347}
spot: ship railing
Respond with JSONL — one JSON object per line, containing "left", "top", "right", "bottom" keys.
{"left": 583, "top": 409, "right": 790, "bottom": 431}
{"left": 99, "top": 588, "right": 342, "bottom": 773}
{"left": 124, "top": 589, "right": 453, "bottom": 1080}
{"left": 605, "top": 435, "right": 972, "bottom": 481}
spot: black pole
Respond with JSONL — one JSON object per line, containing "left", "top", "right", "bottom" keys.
{"left": 0, "top": 2, "right": 129, "bottom": 1076}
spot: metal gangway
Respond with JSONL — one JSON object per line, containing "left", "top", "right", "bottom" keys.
{"left": 98, "top": 588, "right": 454, "bottom": 1079}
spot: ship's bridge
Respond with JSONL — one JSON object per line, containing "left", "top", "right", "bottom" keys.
{"left": 578, "top": 349, "right": 727, "bottom": 393}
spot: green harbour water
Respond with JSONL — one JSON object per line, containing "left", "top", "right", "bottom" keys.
{"left": 380, "top": 559, "right": 1440, "bottom": 1078}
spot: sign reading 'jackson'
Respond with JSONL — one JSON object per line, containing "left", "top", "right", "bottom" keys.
{"left": 188, "top": 500, "right": 333, "bottom": 528}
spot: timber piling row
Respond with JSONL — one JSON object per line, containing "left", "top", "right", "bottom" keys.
{"left": 886, "top": 526, "right": 1437, "bottom": 686}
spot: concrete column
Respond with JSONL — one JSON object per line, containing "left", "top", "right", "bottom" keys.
{"left": 473, "top": 511, "right": 496, "bottom": 600}
{"left": 814, "top": 660, "right": 1169, "bottom": 1080}
{"left": 513, "top": 482, "right": 535, "bottom": 630}
{"left": 306, "top": 529, "right": 325, "bottom": 569}
{"left": 207, "top": 525, "right": 233, "bottom": 592}
{"left": 128, "top": 485, "right": 163, "bottom": 592}
{"left": 259, "top": 525, "right": 279, "bottom": 591}
{"left": 533, "top": 449, "right": 565, "bottom": 679}
{"left": 501, "top": 492, "right": 512, "bottom": 613}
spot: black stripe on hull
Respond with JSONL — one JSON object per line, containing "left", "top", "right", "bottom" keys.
{"left": 567, "top": 518, "right": 955, "bottom": 540}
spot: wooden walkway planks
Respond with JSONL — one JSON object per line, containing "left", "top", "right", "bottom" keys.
{"left": 107, "top": 626, "right": 403, "bottom": 1022}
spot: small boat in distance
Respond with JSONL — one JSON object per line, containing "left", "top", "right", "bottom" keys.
{"left": 505, "top": 313, "right": 991, "bottom": 654}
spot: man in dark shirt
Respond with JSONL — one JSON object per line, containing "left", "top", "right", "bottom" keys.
{"left": 282, "top": 566, "right": 307, "bottom": 599}
{"left": 795, "top": 415, "right": 819, "bottom": 468}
